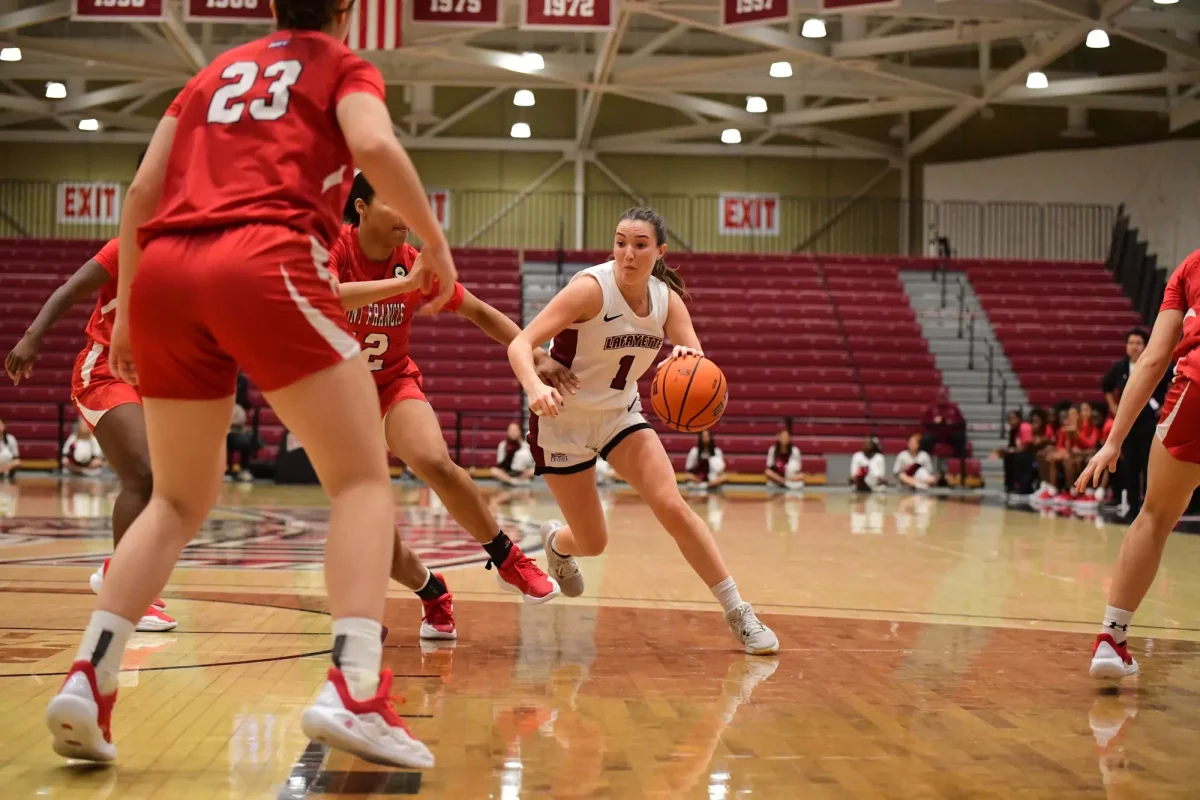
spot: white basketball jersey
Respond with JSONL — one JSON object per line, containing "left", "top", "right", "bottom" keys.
{"left": 548, "top": 262, "right": 670, "bottom": 413}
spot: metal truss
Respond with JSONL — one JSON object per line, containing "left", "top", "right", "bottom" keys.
{"left": 0, "top": 0, "right": 1197, "bottom": 157}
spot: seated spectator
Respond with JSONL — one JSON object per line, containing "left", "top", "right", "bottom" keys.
{"left": 0, "top": 418, "right": 19, "bottom": 482}
{"left": 683, "top": 430, "right": 727, "bottom": 490}
{"left": 992, "top": 410, "right": 1036, "bottom": 495}
{"left": 226, "top": 403, "right": 259, "bottom": 483}
{"left": 850, "top": 436, "right": 887, "bottom": 493}
{"left": 1031, "top": 407, "right": 1061, "bottom": 502}
{"left": 894, "top": 434, "right": 937, "bottom": 490}
{"left": 765, "top": 429, "right": 803, "bottom": 491}
{"left": 1042, "top": 406, "right": 1095, "bottom": 504}
{"left": 919, "top": 388, "right": 967, "bottom": 460}
{"left": 62, "top": 419, "right": 104, "bottom": 477}
{"left": 490, "top": 423, "right": 535, "bottom": 486}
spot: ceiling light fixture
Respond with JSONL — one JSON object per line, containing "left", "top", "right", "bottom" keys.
{"left": 769, "top": 61, "right": 792, "bottom": 79}
{"left": 1086, "top": 29, "right": 1110, "bottom": 48}
{"left": 78, "top": 118, "right": 100, "bottom": 131}
{"left": 801, "top": 18, "right": 826, "bottom": 38}
{"left": 513, "top": 89, "right": 535, "bottom": 107}
{"left": 520, "top": 52, "right": 544, "bottom": 71}
{"left": 0, "top": 47, "right": 21, "bottom": 62}
{"left": 745, "top": 96, "right": 767, "bottom": 113}
{"left": 510, "top": 122, "right": 531, "bottom": 139}
{"left": 45, "top": 81, "right": 66, "bottom": 99}
{"left": 721, "top": 128, "right": 741, "bottom": 144}
{"left": 1025, "top": 71, "right": 1049, "bottom": 89}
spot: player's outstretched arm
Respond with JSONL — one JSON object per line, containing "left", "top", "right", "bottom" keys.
{"left": 336, "top": 93, "right": 456, "bottom": 312}
{"left": 112, "top": 114, "right": 177, "bottom": 386}
{"left": 5, "top": 260, "right": 110, "bottom": 384}
{"left": 660, "top": 291, "right": 703, "bottom": 364}
{"left": 457, "top": 290, "right": 581, "bottom": 396}
{"left": 337, "top": 273, "right": 423, "bottom": 311}
{"left": 1077, "top": 308, "right": 1182, "bottom": 490}
{"left": 508, "top": 277, "right": 602, "bottom": 417}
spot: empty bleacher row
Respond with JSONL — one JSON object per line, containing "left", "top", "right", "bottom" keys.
{"left": 957, "top": 258, "right": 1142, "bottom": 409}
{"left": 525, "top": 250, "right": 968, "bottom": 481}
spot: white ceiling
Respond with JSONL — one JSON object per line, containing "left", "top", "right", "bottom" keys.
{"left": 1, "top": 0, "right": 1198, "bottom": 160}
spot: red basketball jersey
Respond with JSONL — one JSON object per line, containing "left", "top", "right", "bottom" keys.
{"left": 1161, "top": 249, "right": 1200, "bottom": 382}
{"left": 328, "top": 224, "right": 464, "bottom": 385}
{"left": 85, "top": 238, "right": 119, "bottom": 348}
{"left": 139, "top": 30, "right": 384, "bottom": 249}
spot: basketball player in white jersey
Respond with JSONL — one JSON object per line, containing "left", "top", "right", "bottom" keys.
{"left": 507, "top": 207, "right": 779, "bottom": 655}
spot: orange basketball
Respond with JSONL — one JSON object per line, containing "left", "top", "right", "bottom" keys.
{"left": 650, "top": 354, "right": 728, "bottom": 432}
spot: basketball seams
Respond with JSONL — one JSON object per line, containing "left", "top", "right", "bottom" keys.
{"left": 683, "top": 368, "right": 725, "bottom": 428}
{"left": 672, "top": 357, "right": 701, "bottom": 427}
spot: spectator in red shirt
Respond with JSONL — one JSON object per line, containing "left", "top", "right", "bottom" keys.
{"left": 919, "top": 388, "right": 966, "bottom": 460}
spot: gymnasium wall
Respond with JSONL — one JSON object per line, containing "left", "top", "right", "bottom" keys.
{"left": 924, "top": 140, "right": 1200, "bottom": 268}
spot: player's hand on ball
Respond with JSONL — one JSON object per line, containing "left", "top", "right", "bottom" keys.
{"left": 1076, "top": 441, "right": 1121, "bottom": 493}
{"left": 533, "top": 350, "right": 580, "bottom": 396}
{"left": 658, "top": 345, "right": 703, "bottom": 369}
{"left": 109, "top": 316, "right": 138, "bottom": 388}
{"left": 528, "top": 383, "right": 562, "bottom": 418}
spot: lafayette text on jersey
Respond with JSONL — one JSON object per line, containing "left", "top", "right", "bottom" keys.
{"left": 548, "top": 262, "right": 670, "bottom": 413}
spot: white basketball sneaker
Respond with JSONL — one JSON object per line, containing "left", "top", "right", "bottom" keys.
{"left": 301, "top": 668, "right": 434, "bottom": 769}
{"left": 1090, "top": 634, "right": 1139, "bottom": 683}
{"left": 541, "top": 521, "right": 584, "bottom": 598}
{"left": 725, "top": 603, "right": 780, "bottom": 655}
{"left": 46, "top": 660, "right": 118, "bottom": 763}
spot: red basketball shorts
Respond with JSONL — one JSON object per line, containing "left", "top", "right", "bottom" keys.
{"left": 130, "top": 225, "right": 360, "bottom": 400}
{"left": 1156, "top": 377, "right": 1200, "bottom": 464}
{"left": 377, "top": 365, "right": 427, "bottom": 418}
{"left": 70, "top": 343, "right": 141, "bottom": 431}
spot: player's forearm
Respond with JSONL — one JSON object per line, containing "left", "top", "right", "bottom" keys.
{"left": 507, "top": 336, "right": 543, "bottom": 392}
{"left": 465, "top": 302, "right": 522, "bottom": 348}
{"left": 353, "top": 140, "right": 447, "bottom": 253}
{"left": 338, "top": 276, "right": 420, "bottom": 310}
{"left": 23, "top": 283, "right": 82, "bottom": 341}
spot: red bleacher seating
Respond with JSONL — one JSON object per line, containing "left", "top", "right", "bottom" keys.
{"left": 965, "top": 259, "right": 1137, "bottom": 408}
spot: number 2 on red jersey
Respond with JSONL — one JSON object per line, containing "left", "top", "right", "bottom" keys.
{"left": 207, "top": 60, "right": 303, "bottom": 124}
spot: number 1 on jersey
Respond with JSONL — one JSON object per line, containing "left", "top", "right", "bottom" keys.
{"left": 610, "top": 355, "right": 635, "bottom": 390}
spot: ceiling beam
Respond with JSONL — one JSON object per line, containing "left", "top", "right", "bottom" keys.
{"left": 0, "top": 93, "right": 51, "bottom": 115}
{"left": 0, "top": 0, "right": 71, "bottom": 35}
{"left": 789, "top": 126, "right": 902, "bottom": 161}
{"left": 1001, "top": 70, "right": 1200, "bottom": 100}
{"left": 595, "top": 140, "right": 881, "bottom": 159}
{"left": 159, "top": 6, "right": 208, "bottom": 72}
{"left": 905, "top": 0, "right": 1138, "bottom": 158}
{"left": 771, "top": 97, "right": 952, "bottom": 127}
{"left": 434, "top": 45, "right": 585, "bottom": 87}
{"left": 621, "top": 22, "right": 689, "bottom": 71}
{"left": 417, "top": 86, "right": 504, "bottom": 140}
{"left": 0, "top": 130, "right": 152, "bottom": 143}
{"left": 592, "top": 120, "right": 736, "bottom": 150}
{"left": 9, "top": 35, "right": 194, "bottom": 76}
{"left": 576, "top": 10, "right": 630, "bottom": 149}
{"left": 611, "top": 88, "right": 759, "bottom": 126}
{"left": 54, "top": 80, "right": 178, "bottom": 114}
{"left": 1023, "top": 0, "right": 1200, "bottom": 64}
{"left": 832, "top": 20, "right": 1055, "bottom": 59}
{"left": 1170, "top": 98, "right": 1200, "bottom": 133}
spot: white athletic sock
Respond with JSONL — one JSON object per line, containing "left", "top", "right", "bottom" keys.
{"left": 332, "top": 617, "right": 382, "bottom": 701}
{"left": 1101, "top": 606, "right": 1134, "bottom": 645}
{"left": 710, "top": 577, "right": 744, "bottom": 615}
{"left": 75, "top": 610, "right": 135, "bottom": 696}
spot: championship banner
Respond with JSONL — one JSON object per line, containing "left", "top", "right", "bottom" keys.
{"left": 185, "top": 0, "right": 272, "bottom": 23}
{"left": 412, "top": 0, "right": 502, "bottom": 26}
{"left": 722, "top": 0, "right": 788, "bottom": 27}
{"left": 348, "top": 0, "right": 402, "bottom": 50}
{"left": 718, "top": 193, "right": 780, "bottom": 237}
{"left": 57, "top": 182, "right": 121, "bottom": 226}
{"left": 520, "top": 0, "right": 611, "bottom": 30}
{"left": 72, "top": 0, "right": 165, "bottom": 22}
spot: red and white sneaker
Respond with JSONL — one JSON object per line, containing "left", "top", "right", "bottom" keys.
{"left": 1090, "top": 633, "right": 1139, "bottom": 682}
{"left": 419, "top": 578, "right": 457, "bottom": 640}
{"left": 90, "top": 557, "right": 167, "bottom": 613}
{"left": 1032, "top": 486, "right": 1057, "bottom": 505}
{"left": 301, "top": 667, "right": 434, "bottom": 768}
{"left": 46, "top": 660, "right": 117, "bottom": 763}
{"left": 491, "top": 544, "right": 560, "bottom": 604}
{"left": 136, "top": 605, "right": 177, "bottom": 632}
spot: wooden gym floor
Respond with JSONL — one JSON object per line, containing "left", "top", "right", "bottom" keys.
{"left": 2, "top": 477, "right": 1200, "bottom": 798}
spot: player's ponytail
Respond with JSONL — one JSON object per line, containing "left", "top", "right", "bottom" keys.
{"left": 343, "top": 171, "right": 375, "bottom": 226}
{"left": 275, "top": 0, "right": 345, "bottom": 32}
{"left": 620, "top": 206, "right": 687, "bottom": 298}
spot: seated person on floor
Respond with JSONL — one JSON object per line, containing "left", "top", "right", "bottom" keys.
{"left": 850, "top": 436, "right": 887, "bottom": 493}
{"left": 764, "top": 429, "right": 803, "bottom": 490}
{"left": 919, "top": 388, "right": 967, "bottom": 460}
{"left": 62, "top": 419, "right": 104, "bottom": 477}
{"left": 0, "top": 418, "right": 19, "bottom": 482}
{"left": 683, "top": 430, "right": 727, "bottom": 489}
{"left": 992, "top": 409, "right": 1036, "bottom": 494}
{"left": 894, "top": 434, "right": 937, "bottom": 490}
{"left": 490, "top": 423, "right": 535, "bottom": 486}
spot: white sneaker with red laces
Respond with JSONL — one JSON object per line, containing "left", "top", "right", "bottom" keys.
{"left": 419, "top": 576, "right": 457, "bottom": 640}
{"left": 46, "top": 660, "right": 117, "bottom": 763}
{"left": 90, "top": 557, "right": 175, "bottom": 631}
{"left": 1090, "top": 633, "right": 1139, "bottom": 683}
{"left": 301, "top": 668, "right": 434, "bottom": 768}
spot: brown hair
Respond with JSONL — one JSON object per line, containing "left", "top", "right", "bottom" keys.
{"left": 619, "top": 206, "right": 686, "bottom": 298}
{"left": 275, "top": 0, "right": 348, "bottom": 31}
